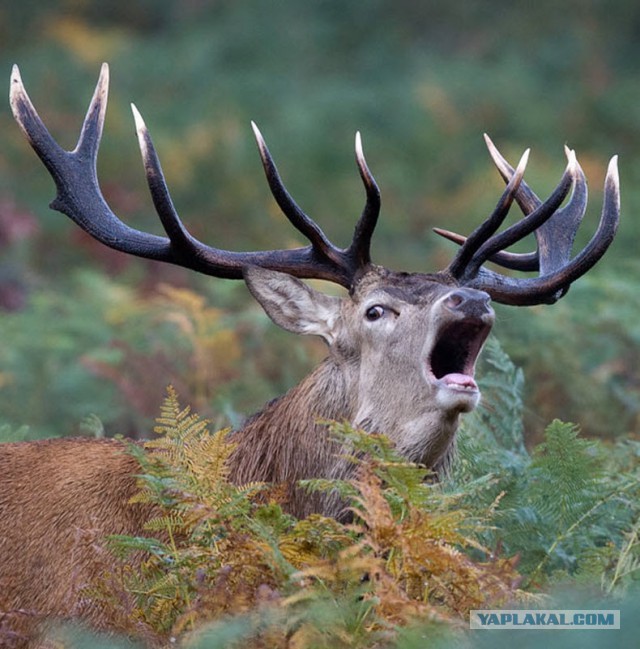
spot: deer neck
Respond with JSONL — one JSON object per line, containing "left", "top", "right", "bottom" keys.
{"left": 229, "top": 356, "right": 357, "bottom": 517}
{"left": 228, "top": 350, "right": 460, "bottom": 519}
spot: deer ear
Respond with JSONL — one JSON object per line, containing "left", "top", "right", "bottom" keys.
{"left": 243, "top": 267, "right": 341, "bottom": 343}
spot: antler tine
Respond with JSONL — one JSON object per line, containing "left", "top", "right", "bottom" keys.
{"left": 348, "top": 131, "right": 381, "bottom": 268}
{"left": 75, "top": 63, "right": 109, "bottom": 160}
{"left": 11, "top": 63, "right": 171, "bottom": 257}
{"left": 534, "top": 147, "right": 588, "bottom": 278}
{"left": 130, "top": 107, "right": 300, "bottom": 278}
{"left": 433, "top": 227, "right": 539, "bottom": 271}
{"left": 250, "top": 121, "right": 335, "bottom": 255}
{"left": 484, "top": 134, "right": 542, "bottom": 215}
{"left": 131, "top": 103, "right": 193, "bottom": 249}
{"left": 462, "top": 155, "right": 619, "bottom": 305}
{"left": 10, "top": 65, "right": 70, "bottom": 173}
{"left": 462, "top": 148, "right": 578, "bottom": 278}
{"left": 447, "top": 148, "right": 529, "bottom": 279}
{"left": 11, "top": 65, "right": 381, "bottom": 288}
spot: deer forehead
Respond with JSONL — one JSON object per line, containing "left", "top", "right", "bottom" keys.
{"left": 350, "top": 266, "right": 459, "bottom": 307}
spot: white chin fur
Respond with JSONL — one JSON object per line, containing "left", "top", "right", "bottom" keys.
{"left": 435, "top": 383, "right": 480, "bottom": 413}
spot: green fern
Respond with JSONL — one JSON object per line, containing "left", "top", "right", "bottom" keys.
{"left": 450, "top": 345, "right": 640, "bottom": 585}
{"left": 605, "top": 514, "right": 640, "bottom": 595}
{"left": 454, "top": 337, "right": 529, "bottom": 491}
{"left": 90, "top": 362, "right": 640, "bottom": 648}
{"left": 475, "top": 336, "right": 526, "bottom": 453}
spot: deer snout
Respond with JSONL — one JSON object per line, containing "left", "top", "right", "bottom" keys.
{"left": 444, "top": 288, "right": 494, "bottom": 320}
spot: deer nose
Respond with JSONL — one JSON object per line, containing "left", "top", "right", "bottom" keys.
{"left": 444, "top": 288, "right": 493, "bottom": 318}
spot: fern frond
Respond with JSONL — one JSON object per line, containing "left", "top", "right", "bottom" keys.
{"left": 143, "top": 513, "right": 187, "bottom": 535}
{"left": 605, "top": 514, "right": 640, "bottom": 595}
{"left": 92, "top": 359, "right": 640, "bottom": 648}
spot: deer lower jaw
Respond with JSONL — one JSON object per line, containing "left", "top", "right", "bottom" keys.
{"left": 432, "top": 373, "right": 481, "bottom": 412}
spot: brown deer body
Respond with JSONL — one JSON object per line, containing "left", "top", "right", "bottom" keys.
{"left": 1, "top": 64, "right": 619, "bottom": 643}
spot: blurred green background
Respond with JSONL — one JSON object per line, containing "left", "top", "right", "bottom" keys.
{"left": 0, "top": 0, "right": 639, "bottom": 443}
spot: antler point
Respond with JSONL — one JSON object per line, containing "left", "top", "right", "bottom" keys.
{"left": 9, "top": 65, "right": 34, "bottom": 129}
{"left": 516, "top": 148, "right": 530, "bottom": 174}
{"left": 10, "top": 64, "right": 21, "bottom": 83}
{"left": 483, "top": 133, "right": 496, "bottom": 149}
{"left": 355, "top": 131, "right": 364, "bottom": 159}
{"left": 483, "top": 133, "right": 506, "bottom": 171}
{"left": 433, "top": 228, "right": 466, "bottom": 246}
{"left": 97, "top": 62, "right": 109, "bottom": 90}
{"left": 251, "top": 121, "right": 268, "bottom": 155}
{"left": 607, "top": 155, "right": 620, "bottom": 184}
{"left": 566, "top": 147, "right": 578, "bottom": 171}
{"left": 251, "top": 120, "right": 262, "bottom": 138}
{"left": 9, "top": 64, "right": 26, "bottom": 102}
{"left": 130, "top": 103, "right": 146, "bottom": 134}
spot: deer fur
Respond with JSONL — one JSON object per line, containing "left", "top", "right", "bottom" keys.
{"left": 0, "top": 265, "right": 494, "bottom": 643}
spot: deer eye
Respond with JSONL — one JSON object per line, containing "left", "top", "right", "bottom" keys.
{"left": 365, "top": 305, "right": 386, "bottom": 321}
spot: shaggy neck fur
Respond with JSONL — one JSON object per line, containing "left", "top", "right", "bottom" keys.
{"left": 229, "top": 354, "right": 459, "bottom": 520}
{"left": 229, "top": 358, "right": 355, "bottom": 519}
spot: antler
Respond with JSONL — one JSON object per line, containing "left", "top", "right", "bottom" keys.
{"left": 434, "top": 135, "right": 620, "bottom": 305}
{"left": 10, "top": 63, "right": 380, "bottom": 289}
{"left": 10, "top": 64, "right": 619, "bottom": 304}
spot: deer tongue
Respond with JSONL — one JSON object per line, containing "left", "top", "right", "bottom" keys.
{"left": 442, "top": 373, "right": 478, "bottom": 390}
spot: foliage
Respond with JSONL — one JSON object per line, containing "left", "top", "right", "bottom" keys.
{"left": 69, "top": 353, "right": 640, "bottom": 648}
{"left": 453, "top": 339, "right": 640, "bottom": 587}
{"left": 2, "top": 2, "right": 640, "bottom": 646}
{"left": 494, "top": 262, "right": 640, "bottom": 441}
{"left": 1, "top": 0, "right": 639, "bottom": 446}
{"left": 0, "top": 271, "right": 130, "bottom": 439}
{"left": 83, "top": 282, "right": 243, "bottom": 424}
{"left": 83, "top": 386, "right": 522, "bottom": 647}
{"left": 0, "top": 273, "right": 251, "bottom": 441}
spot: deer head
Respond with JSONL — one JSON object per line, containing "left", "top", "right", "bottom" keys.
{"left": 9, "top": 64, "right": 619, "bottom": 473}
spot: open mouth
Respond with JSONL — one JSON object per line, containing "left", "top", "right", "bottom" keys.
{"left": 427, "top": 319, "right": 491, "bottom": 392}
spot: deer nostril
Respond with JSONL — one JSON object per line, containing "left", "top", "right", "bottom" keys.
{"left": 445, "top": 292, "right": 465, "bottom": 310}
{"left": 444, "top": 289, "right": 493, "bottom": 317}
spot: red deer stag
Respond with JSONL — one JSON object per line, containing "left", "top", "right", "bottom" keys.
{"left": 2, "top": 64, "right": 619, "bottom": 640}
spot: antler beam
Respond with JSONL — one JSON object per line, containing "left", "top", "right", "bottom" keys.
{"left": 10, "top": 63, "right": 380, "bottom": 288}
{"left": 10, "top": 64, "right": 619, "bottom": 304}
